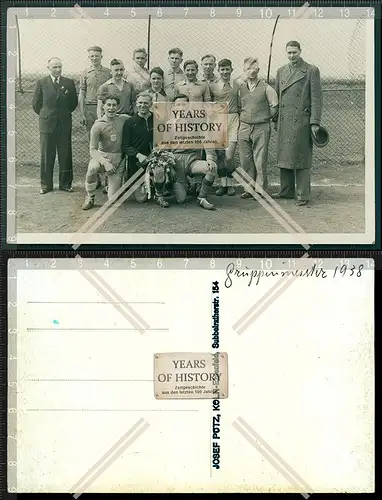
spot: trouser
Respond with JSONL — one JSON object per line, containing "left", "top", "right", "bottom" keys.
{"left": 238, "top": 121, "right": 270, "bottom": 193}
{"left": 40, "top": 121, "right": 73, "bottom": 190}
{"left": 216, "top": 143, "right": 237, "bottom": 179}
{"left": 84, "top": 104, "right": 98, "bottom": 137}
{"left": 85, "top": 156, "right": 125, "bottom": 200}
{"left": 218, "top": 113, "right": 239, "bottom": 179}
{"left": 279, "top": 168, "right": 311, "bottom": 201}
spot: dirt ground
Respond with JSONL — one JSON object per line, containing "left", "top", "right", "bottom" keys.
{"left": 15, "top": 162, "right": 365, "bottom": 235}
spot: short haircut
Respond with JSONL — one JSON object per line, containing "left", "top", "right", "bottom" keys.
{"left": 110, "top": 58, "right": 124, "bottom": 67}
{"left": 47, "top": 57, "right": 61, "bottom": 65}
{"left": 286, "top": 40, "right": 301, "bottom": 50}
{"left": 102, "top": 93, "right": 120, "bottom": 105}
{"left": 87, "top": 46, "right": 102, "bottom": 53}
{"left": 133, "top": 48, "right": 147, "bottom": 57}
{"left": 149, "top": 66, "right": 164, "bottom": 78}
{"left": 174, "top": 94, "right": 189, "bottom": 102}
{"left": 168, "top": 47, "right": 183, "bottom": 58}
{"left": 201, "top": 54, "right": 216, "bottom": 63}
{"left": 183, "top": 59, "right": 198, "bottom": 71}
{"left": 136, "top": 91, "right": 153, "bottom": 101}
{"left": 243, "top": 57, "right": 258, "bottom": 67}
{"left": 218, "top": 58, "right": 232, "bottom": 68}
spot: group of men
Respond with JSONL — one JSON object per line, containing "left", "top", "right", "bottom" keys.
{"left": 32, "top": 41, "right": 323, "bottom": 211}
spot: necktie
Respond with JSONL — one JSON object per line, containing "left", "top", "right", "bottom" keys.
{"left": 223, "top": 82, "right": 230, "bottom": 98}
{"left": 54, "top": 77, "right": 59, "bottom": 86}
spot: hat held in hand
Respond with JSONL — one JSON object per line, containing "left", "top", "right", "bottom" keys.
{"left": 311, "top": 125, "right": 329, "bottom": 148}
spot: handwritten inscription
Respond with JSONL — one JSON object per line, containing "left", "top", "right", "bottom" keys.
{"left": 224, "top": 262, "right": 365, "bottom": 288}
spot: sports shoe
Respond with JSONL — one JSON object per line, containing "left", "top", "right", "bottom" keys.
{"left": 215, "top": 186, "right": 227, "bottom": 196}
{"left": 198, "top": 197, "right": 216, "bottom": 210}
{"left": 81, "top": 196, "right": 95, "bottom": 210}
{"left": 156, "top": 196, "right": 170, "bottom": 208}
{"left": 240, "top": 191, "right": 253, "bottom": 199}
{"left": 271, "top": 192, "right": 294, "bottom": 199}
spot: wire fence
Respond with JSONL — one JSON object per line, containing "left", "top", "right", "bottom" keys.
{"left": 14, "top": 16, "right": 366, "bottom": 174}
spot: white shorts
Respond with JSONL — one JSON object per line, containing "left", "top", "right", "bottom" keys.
{"left": 228, "top": 113, "right": 239, "bottom": 143}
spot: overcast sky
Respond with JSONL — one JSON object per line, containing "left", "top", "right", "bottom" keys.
{"left": 17, "top": 18, "right": 367, "bottom": 80}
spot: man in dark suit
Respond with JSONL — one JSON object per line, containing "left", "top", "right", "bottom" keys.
{"left": 32, "top": 57, "right": 78, "bottom": 194}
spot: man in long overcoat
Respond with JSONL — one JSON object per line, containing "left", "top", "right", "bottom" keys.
{"left": 273, "top": 41, "right": 323, "bottom": 206}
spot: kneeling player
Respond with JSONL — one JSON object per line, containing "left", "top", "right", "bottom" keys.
{"left": 122, "top": 91, "right": 170, "bottom": 207}
{"left": 81, "top": 94, "right": 129, "bottom": 210}
{"left": 168, "top": 97, "right": 217, "bottom": 210}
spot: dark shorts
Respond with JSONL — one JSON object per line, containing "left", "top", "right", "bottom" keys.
{"left": 174, "top": 152, "right": 201, "bottom": 179}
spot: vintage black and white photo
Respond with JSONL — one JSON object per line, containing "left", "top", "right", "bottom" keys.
{"left": 6, "top": 6, "right": 375, "bottom": 244}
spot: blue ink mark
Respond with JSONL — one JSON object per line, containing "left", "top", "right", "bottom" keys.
{"left": 52, "top": 319, "right": 59, "bottom": 325}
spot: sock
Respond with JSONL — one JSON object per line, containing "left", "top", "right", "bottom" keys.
{"left": 199, "top": 176, "right": 214, "bottom": 198}
{"left": 226, "top": 178, "right": 233, "bottom": 187}
{"left": 154, "top": 182, "right": 164, "bottom": 198}
{"left": 220, "top": 177, "right": 227, "bottom": 187}
{"left": 218, "top": 156, "right": 227, "bottom": 178}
